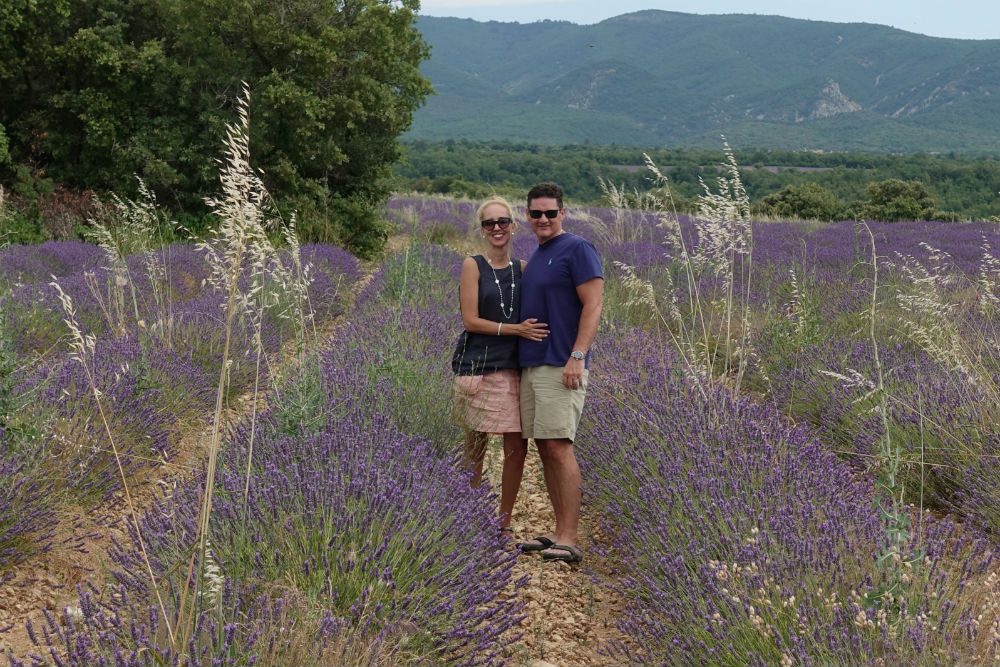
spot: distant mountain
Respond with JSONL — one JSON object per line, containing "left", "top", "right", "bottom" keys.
{"left": 409, "top": 11, "right": 1000, "bottom": 153}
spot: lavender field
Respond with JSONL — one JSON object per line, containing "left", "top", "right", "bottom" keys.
{"left": 384, "top": 192, "right": 1000, "bottom": 665}
{"left": 1, "top": 180, "right": 998, "bottom": 666}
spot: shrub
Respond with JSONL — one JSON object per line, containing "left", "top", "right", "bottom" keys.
{"left": 860, "top": 179, "right": 937, "bottom": 222}
{"left": 758, "top": 182, "right": 845, "bottom": 221}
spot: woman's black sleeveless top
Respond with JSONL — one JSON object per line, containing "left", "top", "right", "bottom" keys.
{"left": 451, "top": 255, "right": 522, "bottom": 376}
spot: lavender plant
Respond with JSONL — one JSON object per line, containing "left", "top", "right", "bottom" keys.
{"left": 21, "top": 414, "right": 522, "bottom": 666}
{"left": 337, "top": 243, "right": 463, "bottom": 452}
{"left": 0, "top": 309, "right": 56, "bottom": 567}
{"left": 0, "top": 241, "right": 106, "bottom": 289}
{"left": 386, "top": 196, "right": 477, "bottom": 245}
{"left": 0, "top": 432, "right": 56, "bottom": 569}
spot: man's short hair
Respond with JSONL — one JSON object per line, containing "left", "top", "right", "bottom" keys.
{"left": 527, "top": 182, "right": 564, "bottom": 210}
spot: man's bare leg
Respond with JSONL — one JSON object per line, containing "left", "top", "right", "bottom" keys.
{"left": 536, "top": 437, "right": 581, "bottom": 546}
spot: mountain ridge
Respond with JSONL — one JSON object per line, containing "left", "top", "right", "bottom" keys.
{"left": 409, "top": 11, "right": 1000, "bottom": 153}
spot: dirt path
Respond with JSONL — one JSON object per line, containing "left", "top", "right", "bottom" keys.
{"left": 484, "top": 446, "right": 629, "bottom": 666}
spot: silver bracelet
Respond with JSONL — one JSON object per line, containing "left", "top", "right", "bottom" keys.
{"left": 497, "top": 322, "right": 503, "bottom": 336}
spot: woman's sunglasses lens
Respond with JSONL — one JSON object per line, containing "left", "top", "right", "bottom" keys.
{"left": 481, "top": 217, "right": 512, "bottom": 229}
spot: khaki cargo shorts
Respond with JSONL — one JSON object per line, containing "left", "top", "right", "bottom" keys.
{"left": 519, "top": 365, "right": 589, "bottom": 442}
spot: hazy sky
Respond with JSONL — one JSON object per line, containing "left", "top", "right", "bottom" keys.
{"left": 418, "top": 0, "right": 1000, "bottom": 40}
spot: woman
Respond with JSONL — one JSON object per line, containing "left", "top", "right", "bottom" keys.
{"left": 452, "top": 196, "right": 548, "bottom": 534}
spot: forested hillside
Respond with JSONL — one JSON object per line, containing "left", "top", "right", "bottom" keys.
{"left": 411, "top": 11, "right": 1000, "bottom": 153}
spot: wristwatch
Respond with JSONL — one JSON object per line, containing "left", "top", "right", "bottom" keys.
{"left": 570, "top": 350, "right": 585, "bottom": 361}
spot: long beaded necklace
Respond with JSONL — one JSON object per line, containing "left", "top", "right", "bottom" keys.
{"left": 488, "top": 258, "right": 516, "bottom": 321}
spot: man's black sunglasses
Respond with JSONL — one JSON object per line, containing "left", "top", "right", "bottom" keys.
{"left": 481, "top": 217, "right": 513, "bottom": 230}
{"left": 528, "top": 209, "right": 560, "bottom": 220}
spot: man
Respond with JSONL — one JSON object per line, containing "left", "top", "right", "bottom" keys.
{"left": 517, "top": 182, "right": 603, "bottom": 564}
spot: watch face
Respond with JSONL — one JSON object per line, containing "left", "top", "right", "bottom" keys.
{"left": 571, "top": 351, "right": 585, "bottom": 360}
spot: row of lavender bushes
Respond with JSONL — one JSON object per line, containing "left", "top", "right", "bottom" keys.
{"left": 572, "top": 201, "right": 1000, "bottom": 537}
{"left": 0, "top": 240, "right": 361, "bottom": 569}
{"left": 581, "top": 325, "right": 997, "bottom": 665}
{"left": 13, "top": 243, "right": 524, "bottom": 666}
{"left": 575, "top": 194, "right": 1000, "bottom": 663}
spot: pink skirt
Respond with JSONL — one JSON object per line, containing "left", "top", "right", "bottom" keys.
{"left": 453, "top": 368, "right": 521, "bottom": 434}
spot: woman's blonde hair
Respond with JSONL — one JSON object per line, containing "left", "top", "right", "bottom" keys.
{"left": 475, "top": 196, "right": 515, "bottom": 223}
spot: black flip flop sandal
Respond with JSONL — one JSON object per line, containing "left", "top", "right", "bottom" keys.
{"left": 541, "top": 544, "right": 583, "bottom": 564}
{"left": 517, "top": 536, "right": 555, "bottom": 552}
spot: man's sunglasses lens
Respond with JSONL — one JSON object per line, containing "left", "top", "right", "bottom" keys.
{"left": 481, "top": 217, "right": 512, "bottom": 229}
{"left": 528, "top": 209, "right": 560, "bottom": 220}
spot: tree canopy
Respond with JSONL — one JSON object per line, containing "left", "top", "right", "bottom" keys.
{"left": 860, "top": 179, "right": 938, "bottom": 222}
{"left": 0, "top": 0, "right": 431, "bottom": 256}
{"left": 759, "top": 183, "right": 845, "bottom": 221}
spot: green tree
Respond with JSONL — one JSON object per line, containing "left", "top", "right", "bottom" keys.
{"left": 860, "top": 179, "right": 937, "bottom": 222}
{"left": 0, "top": 0, "right": 431, "bottom": 257}
{"left": 166, "top": 0, "right": 432, "bottom": 255}
{"left": 0, "top": 0, "right": 177, "bottom": 191}
{"left": 759, "top": 182, "right": 845, "bottom": 221}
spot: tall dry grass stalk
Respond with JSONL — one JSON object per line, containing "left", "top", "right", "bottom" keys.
{"left": 978, "top": 240, "right": 1000, "bottom": 315}
{"left": 181, "top": 81, "right": 268, "bottom": 645}
{"left": 892, "top": 240, "right": 1000, "bottom": 435}
{"left": 860, "top": 226, "right": 915, "bottom": 606}
{"left": 819, "top": 227, "right": 917, "bottom": 612}
{"left": 0, "top": 185, "right": 9, "bottom": 248}
{"left": 84, "top": 179, "right": 177, "bottom": 344}
{"left": 49, "top": 281, "right": 175, "bottom": 643}
{"left": 895, "top": 244, "right": 982, "bottom": 386}
{"left": 177, "top": 82, "right": 315, "bottom": 655}
{"left": 614, "top": 141, "right": 759, "bottom": 397}
{"left": 589, "top": 177, "right": 661, "bottom": 246}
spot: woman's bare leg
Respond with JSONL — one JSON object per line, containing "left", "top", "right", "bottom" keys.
{"left": 499, "top": 433, "right": 528, "bottom": 529}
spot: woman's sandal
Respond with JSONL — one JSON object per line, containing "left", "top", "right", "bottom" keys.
{"left": 517, "top": 536, "right": 555, "bottom": 552}
{"left": 540, "top": 544, "right": 583, "bottom": 564}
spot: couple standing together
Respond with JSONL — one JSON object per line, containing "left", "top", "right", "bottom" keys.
{"left": 451, "top": 182, "right": 603, "bottom": 564}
